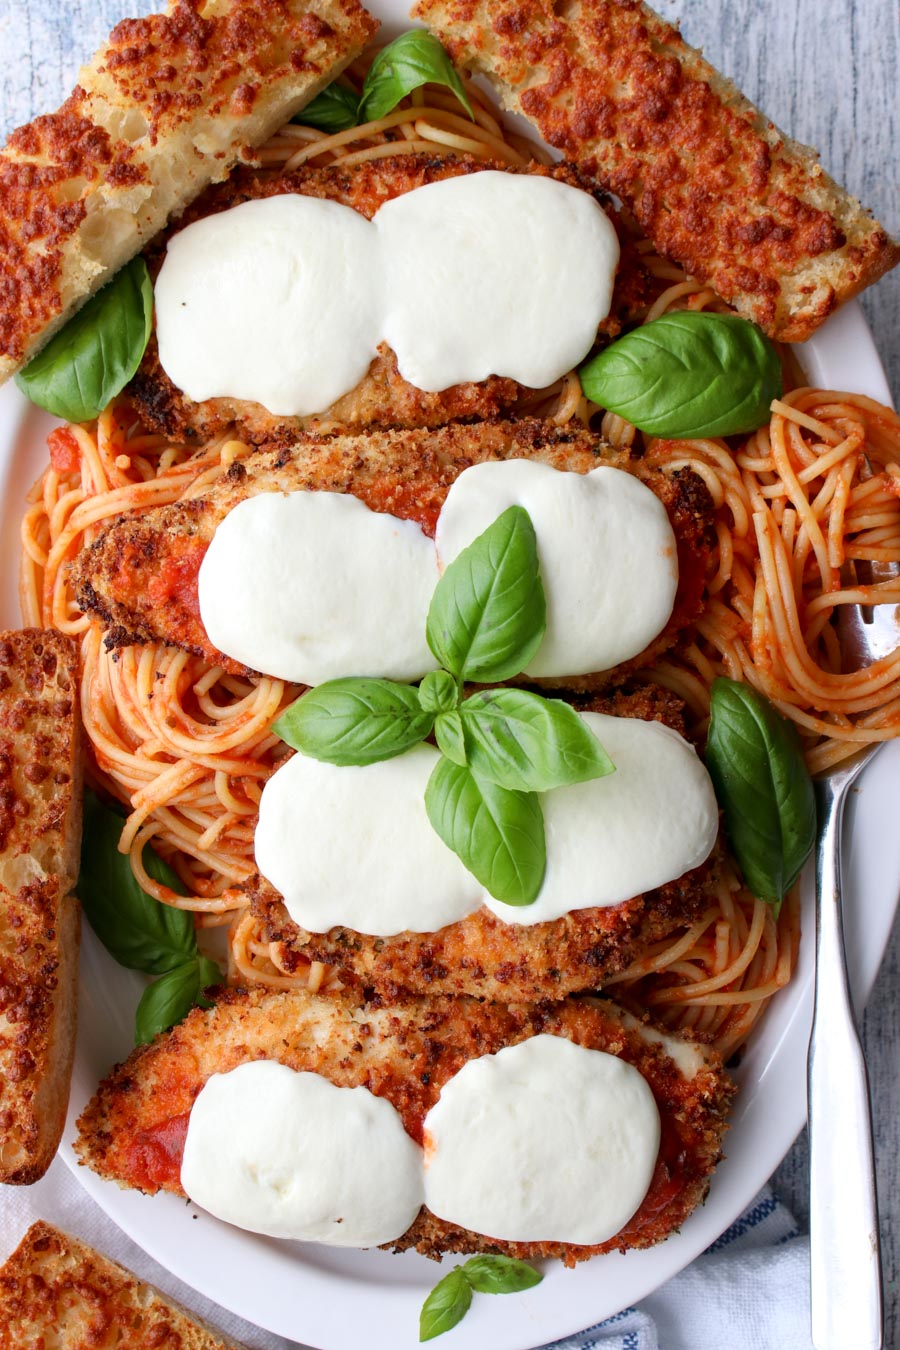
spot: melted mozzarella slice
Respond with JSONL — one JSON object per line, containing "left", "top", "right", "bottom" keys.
{"left": 155, "top": 195, "right": 381, "bottom": 417}
{"left": 255, "top": 744, "right": 482, "bottom": 937}
{"left": 485, "top": 712, "right": 718, "bottom": 925}
{"left": 155, "top": 176, "right": 620, "bottom": 415}
{"left": 423, "top": 1035, "right": 660, "bottom": 1244}
{"left": 435, "top": 461, "right": 678, "bottom": 677}
{"left": 377, "top": 171, "right": 620, "bottom": 391}
{"left": 197, "top": 491, "right": 439, "bottom": 684}
{"left": 181, "top": 1061, "right": 423, "bottom": 1246}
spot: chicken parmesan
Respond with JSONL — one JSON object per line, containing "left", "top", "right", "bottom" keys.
{"left": 129, "top": 154, "right": 653, "bottom": 441}
{"left": 72, "top": 418, "right": 714, "bottom": 689}
{"left": 75, "top": 985, "right": 736, "bottom": 1265}
{"left": 250, "top": 684, "right": 723, "bottom": 1002}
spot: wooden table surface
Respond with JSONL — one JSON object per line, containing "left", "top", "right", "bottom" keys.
{"left": 1, "top": 0, "right": 898, "bottom": 1343}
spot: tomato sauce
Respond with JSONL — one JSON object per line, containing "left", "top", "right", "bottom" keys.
{"left": 47, "top": 427, "right": 81, "bottom": 476}
{"left": 124, "top": 1112, "right": 190, "bottom": 1191}
{"left": 147, "top": 538, "right": 206, "bottom": 622}
{"left": 672, "top": 532, "right": 708, "bottom": 628}
{"left": 356, "top": 478, "right": 445, "bottom": 538}
{"left": 616, "top": 1113, "right": 694, "bottom": 1242}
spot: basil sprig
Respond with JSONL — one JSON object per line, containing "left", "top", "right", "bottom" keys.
{"left": 274, "top": 508, "right": 613, "bottom": 905}
{"left": 578, "top": 311, "right": 782, "bottom": 439}
{"left": 293, "top": 81, "right": 360, "bottom": 132}
{"left": 135, "top": 956, "right": 222, "bottom": 1045}
{"left": 420, "top": 1256, "right": 542, "bottom": 1341}
{"left": 78, "top": 792, "right": 222, "bottom": 1043}
{"left": 359, "top": 31, "right": 473, "bottom": 124}
{"left": 16, "top": 258, "right": 153, "bottom": 422}
{"left": 705, "top": 677, "right": 815, "bottom": 906}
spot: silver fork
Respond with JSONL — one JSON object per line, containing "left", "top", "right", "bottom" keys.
{"left": 807, "top": 560, "right": 900, "bottom": 1349}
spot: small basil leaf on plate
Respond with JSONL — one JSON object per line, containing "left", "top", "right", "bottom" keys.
{"left": 16, "top": 257, "right": 154, "bottom": 422}
{"left": 461, "top": 1254, "right": 543, "bottom": 1294}
{"left": 360, "top": 30, "right": 473, "bottom": 125}
{"left": 426, "top": 506, "right": 546, "bottom": 684}
{"left": 578, "top": 311, "right": 782, "bottom": 438}
{"left": 134, "top": 955, "right": 221, "bottom": 1045}
{"left": 293, "top": 81, "right": 360, "bottom": 131}
{"left": 419, "top": 1267, "right": 473, "bottom": 1342}
{"left": 418, "top": 669, "right": 459, "bottom": 715}
{"left": 425, "top": 758, "right": 546, "bottom": 906}
{"left": 434, "top": 710, "right": 467, "bottom": 766}
{"left": 273, "top": 679, "right": 434, "bottom": 766}
{"left": 460, "top": 688, "right": 615, "bottom": 792}
{"left": 706, "top": 677, "right": 815, "bottom": 905}
{"left": 78, "top": 790, "right": 196, "bottom": 973}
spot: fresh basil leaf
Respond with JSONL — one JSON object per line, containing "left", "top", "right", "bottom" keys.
{"left": 425, "top": 758, "right": 545, "bottom": 905}
{"left": 360, "top": 31, "right": 473, "bottom": 125}
{"left": 706, "top": 677, "right": 815, "bottom": 904}
{"left": 461, "top": 1254, "right": 543, "bottom": 1294}
{"left": 419, "top": 1267, "right": 472, "bottom": 1342}
{"left": 578, "top": 311, "right": 782, "bottom": 438}
{"left": 427, "top": 506, "right": 546, "bottom": 684}
{"left": 78, "top": 791, "right": 196, "bottom": 974}
{"left": 461, "top": 689, "right": 615, "bottom": 791}
{"left": 418, "top": 669, "right": 459, "bottom": 715}
{"left": 134, "top": 955, "right": 221, "bottom": 1045}
{"left": 16, "top": 258, "right": 153, "bottom": 422}
{"left": 435, "top": 711, "right": 467, "bottom": 766}
{"left": 273, "top": 679, "right": 434, "bottom": 766}
{"left": 293, "top": 81, "right": 360, "bottom": 131}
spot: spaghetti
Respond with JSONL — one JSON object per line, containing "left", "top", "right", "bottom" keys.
{"left": 18, "top": 57, "right": 900, "bottom": 1056}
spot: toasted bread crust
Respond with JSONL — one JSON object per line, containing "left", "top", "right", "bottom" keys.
{"left": 0, "top": 630, "right": 82, "bottom": 1185}
{"left": 414, "top": 0, "right": 899, "bottom": 341}
{"left": 0, "top": 1221, "right": 246, "bottom": 1349}
{"left": 75, "top": 986, "right": 735, "bottom": 1264}
{"left": 0, "top": 630, "right": 81, "bottom": 895}
{"left": 0, "top": 0, "right": 378, "bottom": 383}
{"left": 250, "top": 684, "right": 721, "bottom": 1002}
{"left": 72, "top": 419, "right": 714, "bottom": 686}
{"left": 127, "top": 154, "right": 654, "bottom": 440}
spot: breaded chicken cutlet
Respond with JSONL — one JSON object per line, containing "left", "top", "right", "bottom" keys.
{"left": 128, "top": 154, "right": 654, "bottom": 441}
{"left": 414, "top": 0, "right": 899, "bottom": 341}
{"left": 250, "top": 684, "right": 721, "bottom": 1002}
{"left": 72, "top": 418, "right": 714, "bottom": 687}
{"left": 74, "top": 985, "right": 735, "bottom": 1265}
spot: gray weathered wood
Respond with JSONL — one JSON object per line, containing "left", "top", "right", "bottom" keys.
{"left": 0, "top": 1, "right": 898, "bottom": 1344}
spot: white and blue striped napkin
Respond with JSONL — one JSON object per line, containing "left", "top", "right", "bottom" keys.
{"left": 545, "top": 1188, "right": 813, "bottom": 1350}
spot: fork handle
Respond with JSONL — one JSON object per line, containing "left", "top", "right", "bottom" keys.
{"left": 808, "top": 775, "right": 883, "bottom": 1350}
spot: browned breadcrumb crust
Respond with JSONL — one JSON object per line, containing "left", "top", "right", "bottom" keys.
{"left": 75, "top": 986, "right": 735, "bottom": 1265}
{"left": 0, "top": 1221, "right": 246, "bottom": 1350}
{"left": 0, "top": 0, "right": 378, "bottom": 379}
{"left": 72, "top": 418, "right": 714, "bottom": 686}
{"left": 128, "top": 153, "right": 654, "bottom": 440}
{"left": 251, "top": 684, "right": 723, "bottom": 1002}
{"left": 414, "top": 0, "right": 899, "bottom": 341}
{"left": 0, "top": 629, "right": 82, "bottom": 1185}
